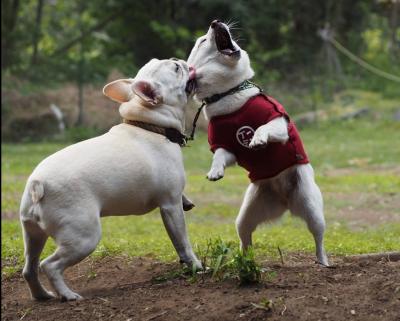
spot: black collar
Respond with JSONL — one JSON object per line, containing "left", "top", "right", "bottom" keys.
{"left": 203, "top": 80, "right": 262, "bottom": 105}
{"left": 122, "top": 80, "right": 262, "bottom": 147}
{"left": 123, "top": 119, "right": 187, "bottom": 147}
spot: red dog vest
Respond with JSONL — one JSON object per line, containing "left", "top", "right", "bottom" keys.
{"left": 208, "top": 94, "right": 309, "bottom": 182}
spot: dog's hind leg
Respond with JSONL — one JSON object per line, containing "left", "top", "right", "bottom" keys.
{"left": 20, "top": 180, "right": 55, "bottom": 300}
{"left": 40, "top": 211, "right": 101, "bottom": 301}
{"left": 236, "top": 182, "right": 286, "bottom": 250}
{"left": 21, "top": 220, "right": 55, "bottom": 300}
{"left": 288, "top": 165, "right": 329, "bottom": 266}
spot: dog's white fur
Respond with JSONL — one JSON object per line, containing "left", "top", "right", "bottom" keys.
{"left": 188, "top": 22, "right": 329, "bottom": 266}
{"left": 19, "top": 58, "right": 201, "bottom": 302}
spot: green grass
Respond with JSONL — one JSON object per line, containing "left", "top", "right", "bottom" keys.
{"left": 2, "top": 214, "right": 399, "bottom": 276}
{"left": 302, "top": 120, "right": 400, "bottom": 170}
{"left": 2, "top": 119, "right": 400, "bottom": 276}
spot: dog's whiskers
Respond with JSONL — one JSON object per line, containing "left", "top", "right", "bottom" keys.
{"left": 227, "top": 20, "right": 240, "bottom": 29}
{"left": 226, "top": 19, "right": 240, "bottom": 30}
{"left": 233, "top": 37, "right": 244, "bottom": 44}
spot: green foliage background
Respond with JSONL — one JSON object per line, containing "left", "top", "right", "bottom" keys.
{"left": 2, "top": 0, "right": 399, "bottom": 91}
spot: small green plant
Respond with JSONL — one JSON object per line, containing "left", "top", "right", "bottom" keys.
{"left": 229, "top": 247, "right": 261, "bottom": 284}
{"left": 263, "top": 270, "right": 278, "bottom": 282}
{"left": 17, "top": 307, "right": 33, "bottom": 320}
{"left": 86, "top": 260, "right": 97, "bottom": 280}
{"left": 251, "top": 298, "right": 274, "bottom": 311}
{"left": 195, "top": 238, "right": 262, "bottom": 284}
{"left": 207, "top": 237, "right": 234, "bottom": 279}
{"left": 151, "top": 261, "right": 202, "bottom": 284}
{"left": 87, "top": 269, "right": 97, "bottom": 280}
{"left": 150, "top": 239, "right": 263, "bottom": 285}
{"left": 151, "top": 269, "right": 186, "bottom": 283}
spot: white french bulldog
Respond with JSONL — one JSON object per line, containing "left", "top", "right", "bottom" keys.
{"left": 188, "top": 20, "right": 329, "bottom": 266}
{"left": 19, "top": 58, "right": 201, "bottom": 302}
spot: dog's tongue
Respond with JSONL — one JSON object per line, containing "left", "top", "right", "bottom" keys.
{"left": 189, "top": 66, "right": 196, "bottom": 81}
{"left": 186, "top": 66, "right": 197, "bottom": 94}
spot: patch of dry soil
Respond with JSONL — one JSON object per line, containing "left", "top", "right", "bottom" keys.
{"left": 2, "top": 255, "right": 399, "bottom": 321}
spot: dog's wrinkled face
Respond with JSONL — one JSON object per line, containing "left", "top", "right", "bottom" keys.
{"left": 103, "top": 58, "right": 194, "bottom": 107}
{"left": 187, "top": 20, "right": 254, "bottom": 100}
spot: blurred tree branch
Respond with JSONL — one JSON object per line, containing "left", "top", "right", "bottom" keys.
{"left": 50, "top": 9, "right": 124, "bottom": 58}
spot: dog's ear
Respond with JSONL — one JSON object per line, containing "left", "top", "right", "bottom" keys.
{"left": 132, "top": 80, "right": 163, "bottom": 106}
{"left": 103, "top": 79, "right": 135, "bottom": 103}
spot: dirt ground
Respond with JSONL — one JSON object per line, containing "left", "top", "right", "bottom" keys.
{"left": 2, "top": 254, "right": 399, "bottom": 321}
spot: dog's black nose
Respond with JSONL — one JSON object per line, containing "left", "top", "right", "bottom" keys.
{"left": 211, "top": 20, "right": 221, "bottom": 28}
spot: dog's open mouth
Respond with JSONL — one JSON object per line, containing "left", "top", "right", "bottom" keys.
{"left": 213, "top": 21, "right": 239, "bottom": 56}
{"left": 185, "top": 79, "right": 196, "bottom": 94}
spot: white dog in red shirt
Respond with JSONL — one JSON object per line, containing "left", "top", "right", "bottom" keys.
{"left": 188, "top": 20, "right": 329, "bottom": 266}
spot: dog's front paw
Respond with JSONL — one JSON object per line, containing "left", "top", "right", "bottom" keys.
{"left": 207, "top": 166, "right": 224, "bottom": 181}
{"left": 249, "top": 127, "right": 269, "bottom": 149}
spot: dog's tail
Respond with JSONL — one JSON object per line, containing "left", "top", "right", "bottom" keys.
{"left": 21, "top": 180, "right": 45, "bottom": 223}
{"left": 30, "top": 180, "right": 44, "bottom": 204}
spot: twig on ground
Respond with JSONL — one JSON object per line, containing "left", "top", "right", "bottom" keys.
{"left": 277, "top": 246, "right": 284, "bottom": 265}
{"left": 145, "top": 311, "right": 168, "bottom": 321}
{"left": 251, "top": 303, "right": 271, "bottom": 311}
{"left": 344, "top": 252, "right": 400, "bottom": 262}
{"left": 280, "top": 304, "right": 287, "bottom": 316}
{"left": 98, "top": 297, "right": 109, "bottom": 303}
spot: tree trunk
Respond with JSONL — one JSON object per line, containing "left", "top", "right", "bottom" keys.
{"left": 76, "top": 45, "right": 85, "bottom": 127}
{"left": 76, "top": 3, "right": 85, "bottom": 127}
{"left": 31, "top": 0, "right": 44, "bottom": 66}
{"left": 389, "top": 0, "right": 399, "bottom": 60}
{"left": 1, "top": 0, "right": 20, "bottom": 69}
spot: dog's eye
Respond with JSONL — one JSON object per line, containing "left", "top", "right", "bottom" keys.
{"left": 174, "top": 63, "right": 180, "bottom": 73}
{"left": 199, "top": 38, "right": 206, "bottom": 46}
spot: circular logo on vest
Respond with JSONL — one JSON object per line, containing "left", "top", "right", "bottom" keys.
{"left": 236, "top": 126, "right": 255, "bottom": 148}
